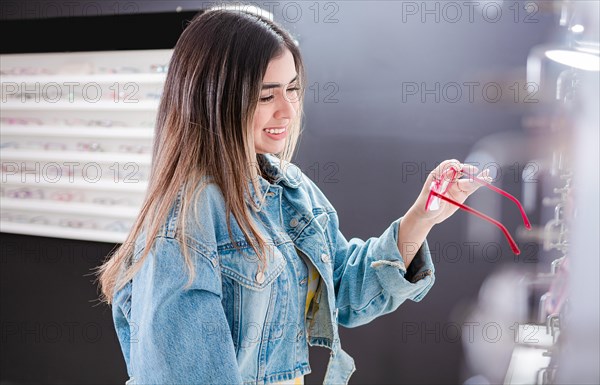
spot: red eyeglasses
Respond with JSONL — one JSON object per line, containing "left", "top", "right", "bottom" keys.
{"left": 425, "top": 165, "right": 531, "bottom": 255}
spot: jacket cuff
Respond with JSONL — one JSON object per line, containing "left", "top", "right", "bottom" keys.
{"left": 369, "top": 217, "right": 435, "bottom": 302}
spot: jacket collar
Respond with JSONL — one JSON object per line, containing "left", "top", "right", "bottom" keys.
{"left": 247, "top": 153, "right": 303, "bottom": 211}
{"left": 258, "top": 153, "right": 303, "bottom": 189}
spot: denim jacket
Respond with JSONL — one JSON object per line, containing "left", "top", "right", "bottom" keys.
{"left": 112, "top": 153, "right": 435, "bottom": 385}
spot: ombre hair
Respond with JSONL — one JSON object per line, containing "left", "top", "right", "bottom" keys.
{"left": 96, "top": 7, "right": 305, "bottom": 304}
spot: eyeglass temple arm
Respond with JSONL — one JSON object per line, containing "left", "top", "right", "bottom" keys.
{"left": 460, "top": 170, "right": 532, "bottom": 230}
{"left": 430, "top": 190, "right": 521, "bottom": 255}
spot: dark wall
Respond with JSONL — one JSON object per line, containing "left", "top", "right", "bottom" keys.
{"left": 1, "top": 1, "right": 558, "bottom": 384}
{"left": 1, "top": 234, "right": 126, "bottom": 384}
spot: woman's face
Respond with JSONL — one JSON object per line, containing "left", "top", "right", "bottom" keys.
{"left": 252, "top": 48, "right": 300, "bottom": 155}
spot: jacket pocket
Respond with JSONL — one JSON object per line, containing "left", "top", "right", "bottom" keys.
{"left": 218, "top": 241, "right": 286, "bottom": 290}
{"left": 218, "top": 242, "right": 289, "bottom": 344}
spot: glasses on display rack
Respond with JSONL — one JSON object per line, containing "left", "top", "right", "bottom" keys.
{"left": 59, "top": 218, "right": 98, "bottom": 230}
{"left": 1, "top": 188, "right": 88, "bottom": 203}
{"left": 1, "top": 212, "right": 132, "bottom": 233}
{"left": 4, "top": 187, "right": 45, "bottom": 200}
{"left": 149, "top": 64, "right": 168, "bottom": 73}
{"left": 0, "top": 188, "right": 142, "bottom": 206}
{"left": 17, "top": 141, "right": 150, "bottom": 153}
{"left": 24, "top": 141, "right": 68, "bottom": 151}
{"left": 1, "top": 63, "right": 169, "bottom": 76}
{"left": 144, "top": 92, "right": 163, "bottom": 100}
{"left": 3, "top": 92, "right": 40, "bottom": 101}
{"left": 105, "top": 90, "right": 163, "bottom": 102}
{"left": 0, "top": 117, "right": 142, "bottom": 127}
{"left": 10, "top": 141, "right": 106, "bottom": 152}
{"left": 76, "top": 142, "right": 103, "bottom": 152}
{"left": 0, "top": 67, "right": 54, "bottom": 76}
{"left": 50, "top": 191, "right": 85, "bottom": 202}
{"left": 92, "top": 197, "right": 133, "bottom": 206}
{"left": 425, "top": 165, "right": 532, "bottom": 255}
{"left": 0, "top": 163, "right": 148, "bottom": 180}
{"left": 1, "top": 117, "right": 45, "bottom": 125}
{"left": 2, "top": 213, "right": 50, "bottom": 225}
{"left": 49, "top": 118, "right": 153, "bottom": 128}
{"left": 50, "top": 118, "right": 129, "bottom": 127}
{"left": 95, "top": 66, "right": 141, "bottom": 74}
{"left": 117, "top": 144, "right": 152, "bottom": 154}
{"left": 1, "top": 142, "right": 19, "bottom": 149}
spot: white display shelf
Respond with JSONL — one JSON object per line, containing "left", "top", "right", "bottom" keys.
{"left": 1, "top": 48, "right": 172, "bottom": 243}
{"left": 1, "top": 175, "right": 149, "bottom": 192}
{"left": 2, "top": 198, "right": 141, "bottom": 218}
{"left": 2, "top": 100, "right": 160, "bottom": 111}
{"left": 0, "top": 149, "right": 152, "bottom": 164}
{"left": 1, "top": 73, "right": 167, "bottom": 85}
{"left": 0, "top": 221, "right": 127, "bottom": 243}
{"left": 1, "top": 125, "right": 154, "bottom": 139}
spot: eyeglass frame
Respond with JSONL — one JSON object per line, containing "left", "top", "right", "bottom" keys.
{"left": 425, "top": 165, "right": 532, "bottom": 255}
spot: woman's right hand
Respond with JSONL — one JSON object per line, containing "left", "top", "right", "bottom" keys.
{"left": 409, "top": 159, "right": 491, "bottom": 226}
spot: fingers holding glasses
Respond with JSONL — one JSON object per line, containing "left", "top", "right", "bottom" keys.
{"left": 454, "top": 168, "right": 492, "bottom": 196}
{"left": 425, "top": 160, "right": 495, "bottom": 204}
{"left": 428, "top": 159, "right": 462, "bottom": 184}
{"left": 428, "top": 159, "right": 481, "bottom": 190}
{"left": 422, "top": 159, "right": 468, "bottom": 212}
{"left": 459, "top": 163, "right": 480, "bottom": 178}
{"left": 421, "top": 160, "right": 529, "bottom": 254}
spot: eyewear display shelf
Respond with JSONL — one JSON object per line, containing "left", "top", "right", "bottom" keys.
{"left": 1, "top": 49, "right": 173, "bottom": 243}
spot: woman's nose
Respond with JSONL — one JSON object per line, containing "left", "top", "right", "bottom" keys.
{"left": 274, "top": 95, "right": 297, "bottom": 120}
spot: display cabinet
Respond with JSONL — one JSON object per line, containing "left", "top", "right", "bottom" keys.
{"left": 1, "top": 49, "right": 173, "bottom": 242}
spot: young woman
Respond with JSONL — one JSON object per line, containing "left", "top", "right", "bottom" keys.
{"left": 97, "top": 7, "right": 485, "bottom": 385}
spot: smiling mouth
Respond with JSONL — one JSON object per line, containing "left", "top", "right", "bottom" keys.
{"left": 264, "top": 127, "right": 287, "bottom": 134}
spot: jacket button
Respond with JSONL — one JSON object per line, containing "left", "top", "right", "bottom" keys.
{"left": 321, "top": 253, "right": 330, "bottom": 263}
{"left": 266, "top": 192, "right": 276, "bottom": 197}
{"left": 255, "top": 271, "right": 265, "bottom": 284}
{"left": 290, "top": 218, "right": 299, "bottom": 227}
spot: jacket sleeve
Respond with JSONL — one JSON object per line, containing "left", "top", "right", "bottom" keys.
{"left": 328, "top": 213, "right": 436, "bottom": 328}
{"left": 128, "top": 236, "right": 243, "bottom": 384}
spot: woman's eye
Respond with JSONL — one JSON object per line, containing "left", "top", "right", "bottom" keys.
{"left": 260, "top": 87, "right": 300, "bottom": 103}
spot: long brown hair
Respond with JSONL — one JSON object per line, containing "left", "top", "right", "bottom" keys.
{"left": 96, "top": 7, "right": 305, "bottom": 304}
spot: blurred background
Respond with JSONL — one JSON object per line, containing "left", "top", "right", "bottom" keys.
{"left": 1, "top": 1, "right": 598, "bottom": 384}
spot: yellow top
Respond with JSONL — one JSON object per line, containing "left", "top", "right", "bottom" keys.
{"left": 275, "top": 250, "right": 320, "bottom": 385}
{"left": 304, "top": 260, "right": 320, "bottom": 317}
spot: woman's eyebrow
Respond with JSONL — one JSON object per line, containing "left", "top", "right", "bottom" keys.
{"left": 261, "top": 74, "right": 298, "bottom": 90}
